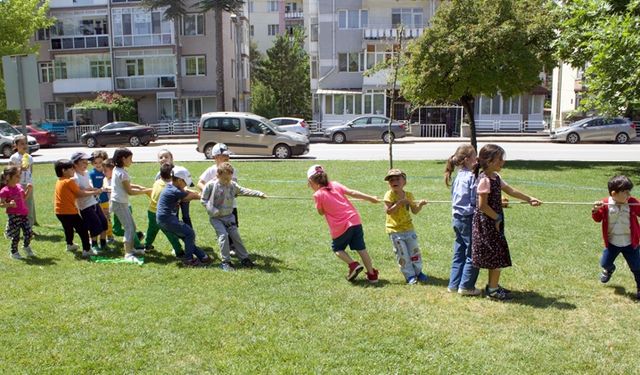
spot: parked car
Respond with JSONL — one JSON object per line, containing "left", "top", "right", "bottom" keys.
{"left": 0, "top": 121, "right": 40, "bottom": 157}
{"left": 80, "top": 121, "right": 158, "bottom": 148}
{"left": 197, "top": 112, "right": 309, "bottom": 159}
{"left": 550, "top": 117, "right": 636, "bottom": 144}
{"left": 269, "top": 117, "right": 310, "bottom": 137}
{"left": 21, "top": 125, "right": 58, "bottom": 147}
{"left": 323, "top": 115, "right": 407, "bottom": 143}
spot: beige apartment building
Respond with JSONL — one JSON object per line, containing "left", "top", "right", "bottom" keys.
{"left": 248, "top": 0, "right": 304, "bottom": 53}
{"left": 32, "top": 0, "right": 250, "bottom": 126}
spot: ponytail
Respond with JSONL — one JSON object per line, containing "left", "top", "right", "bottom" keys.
{"left": 0, "top": 166, "right": 19, "bottom": 189}
{"left": 444, "top": 144, "right": 476, "bottom": 186}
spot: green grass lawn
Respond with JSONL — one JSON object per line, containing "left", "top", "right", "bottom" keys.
{"left": 1, "top": 159, "right": 639, "bottom": 373}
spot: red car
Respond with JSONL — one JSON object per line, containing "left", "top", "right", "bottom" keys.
{"left": 26, "top": 125, "right": 58, "bottom": 147}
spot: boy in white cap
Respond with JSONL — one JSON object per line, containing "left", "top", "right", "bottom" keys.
{"left": 72, "top": 151, "right": 108, "bottom": 254}
{"left": 383, "top": 168, "right": 428, "bottom": 284}
{"left": 156, "top": 165, "right": 212, "bottom": 267}
{"left": 201, "top": 162, "right": 266, "bottom": 271}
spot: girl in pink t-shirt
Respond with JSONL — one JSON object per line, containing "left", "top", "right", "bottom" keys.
{"left": 0, "top": 166, "right": 34, "bottom": 259}
{"left": 307, "top": 164, "right": 380, "bottom": 283}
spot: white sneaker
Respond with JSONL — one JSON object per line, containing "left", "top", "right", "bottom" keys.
{"left": 132, "top": 248, "right": 146, "bottom": 255}
{"left": 66, "top": 244, "right": 79, "bottom": 252}
{"left": 458, "top": 288, "right": 482, "bottom": 296}
{"left": 10, "top": 251, "right": 23, "bottom": 260}
{"left": 23, "top": 246, "right": 35, "bottom": 257}
{"left": 124, "top": 253, "right": 143, "bottom": 264}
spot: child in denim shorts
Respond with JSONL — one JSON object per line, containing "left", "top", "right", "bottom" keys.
{"left": 307, "top": 164, "right": 380, "bottom": 283}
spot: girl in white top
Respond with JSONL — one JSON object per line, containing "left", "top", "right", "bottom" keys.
{"left": 8, "top": 135, "right": 36, "bottom": 226}
{"left": 71, "top": 152, "right": 108, "bottom": 254}
{"left": 110, "top": 148, "right": 151, "bottom": 261}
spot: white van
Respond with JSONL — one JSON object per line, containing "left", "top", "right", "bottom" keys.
{"left": 196, "top": 112, "right": 310, "bottom": 159}
{"left": 0, "top": 121, "right": 40, "bottom": 158}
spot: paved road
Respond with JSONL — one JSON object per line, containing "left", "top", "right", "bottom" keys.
{"left": 3, "top": 137, "right": 638, "bottom": 163}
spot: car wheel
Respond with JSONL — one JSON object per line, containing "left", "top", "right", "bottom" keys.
{"left": 566, "top": 132, "right": 580, "bottom": 144}
{"left": 273, "top": 144, "right": 291, "bottom": 159}
{"left": 85, "top": 137, "right": 97, "bottom": 148}
{"left": 332, "top": 132, "right": 346, "bottom": 144}
{"left": 129, "top": 136, "right": 141, "bottom": 147}
{"left": 615, "top": 132, "right": 629, "bottom": 144}
{"left": 203, "top": 143, "right": 215, "bottom": 159}
{"left": 382, "top": 131, "right": 395, "bottom": 144}
{"left": 1, "top": 144, "right": 12, "bottom": 158}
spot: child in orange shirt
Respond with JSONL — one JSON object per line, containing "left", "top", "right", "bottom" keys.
{"left": 54, "top": 159, "right": 102, "bottom": 258}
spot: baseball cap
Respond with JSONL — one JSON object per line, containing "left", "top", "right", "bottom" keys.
{"left": 384, "top": 168, "right": 406, "bottom": 181}
{"left": 171, "top": 166, "right": 193, "bottom": 186}
{"left": 212, "top": 143, "right": 231, "bottom": 156}
{"left": 70, "top": 151, "right": 93, "bottom": 163}
{"left": 307, "top": 164, "right": 324, "bottom": 179}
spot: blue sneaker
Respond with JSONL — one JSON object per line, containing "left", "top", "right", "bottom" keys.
{"left": 416, "top": 272, "right": 428, "bottom": 283}
{"left": 220, "top": 261, "right": 236, "bottom": 272}
{"left": 407, "top": 276, "right": 418, "bottom": 285}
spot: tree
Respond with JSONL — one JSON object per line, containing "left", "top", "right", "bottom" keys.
{"left": 400, "top": 0, "right": 557, "bottom": 150}
{"left": 144, "top": 0, "right": 245, "bottom": 113}
{"left": 197, "top": 0, "right": 245, "bottom": 111}
{"left": 250, "top": 81, "right": 278, "bottom": 118}
{"left": 556, "top": 0, "right": 640, "bottom": 116}
{"left": 74, "top": 92, "right": 138, "bottom": 122}
{"left": 253, "top": 28, "right": 310, "bottom": 118}
{"left": 0, "top": 0, "right": 53, "bottom": 123}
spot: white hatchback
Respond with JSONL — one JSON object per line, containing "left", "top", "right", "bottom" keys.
{"left": 269, "top": 117, "right": 310, "bottom": 137}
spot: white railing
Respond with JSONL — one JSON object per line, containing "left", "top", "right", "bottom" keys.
{"left": 411, "top": 123, "right": 447, "bottom": 137}
{"left": 475, "top": 120, "right": 548, "bottom": 133}
{"left": 307, "top": 120, "right": 343, "bottom": 134}
{"left": 115, "top": 75, "right": 176, "bottom": 90}
{"left": 150, "top": 122, "right": 197, "bottom": 135}
{"left": 363, "top": 27, "right": 424, "bottom": 40}
{"left": 284, "top": 11, "right": 303, "bottom": 19}
{"left": 112, "top": 33, "right": 173, "bottom": 47}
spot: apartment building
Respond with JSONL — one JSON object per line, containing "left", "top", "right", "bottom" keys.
{"left": 248, "top": 0, "right": 304, "bottom": 53}
{"left": 304, "top": 0, "right": 547, "bottom": 133}
{"left": 32, "top": 0, "right": 250, "bottom": 126}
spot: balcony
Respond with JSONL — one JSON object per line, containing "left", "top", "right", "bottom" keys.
{"left": 115, "top": 75, "right": 176, "bottom": 90}
{"left": 284, "top": 11, "right": 303, "bottom": 19}
{"left": 53, "top": 77, "right": 113, "bottom": 94}
{"left": 113, "top": 33, "right": 173, "bottom": 47}
{"left": 363, "top": 27, "right": 424, "bottom": 40}
{"left": 51, "top": 35, "right": 109, "bottom": 50}
{"left": 50, "top": 0, "right": 108, "bottom": 7}
{"left": 363, "top": 69, "right": 390, "bottom": 88}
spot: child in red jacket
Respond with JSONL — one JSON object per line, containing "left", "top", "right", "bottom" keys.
{"left": 592, "top": 175, "right": 640, "bottom": 300}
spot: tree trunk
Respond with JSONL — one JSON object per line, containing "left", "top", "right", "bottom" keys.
{"left": 460, "top": 94, "right": 477, "bottom": 151}
{"left": 215, "top": 10, "right": 225, "bottom": 111}
{"left": 174, "top": 18, "right": 183, "bottom": 122}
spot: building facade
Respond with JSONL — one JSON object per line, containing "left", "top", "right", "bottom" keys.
{"left": 248, "top": 0, "right": 304, "bottom": 53}
{"left": 32, "top": 0, "right": 250, "bottom": 126}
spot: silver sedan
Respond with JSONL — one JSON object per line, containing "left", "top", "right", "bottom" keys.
{"left": 550, "top": 117, "right": 637, "bottom": 144}
{"left": 323, "top": 115, "right": 407, "bottom": 143}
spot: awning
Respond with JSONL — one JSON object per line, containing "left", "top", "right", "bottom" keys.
{"left": 315, "top": 89, "right": 363, "bottom": 95}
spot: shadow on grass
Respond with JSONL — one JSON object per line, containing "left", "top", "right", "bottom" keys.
{"left": 33, "top": 233, "right": 63, "bottom": 242}
{"left": 351, "top": 279, "right": 391, "bottom": 287}
{"left": 611, "top": 286, "right": 639, "bottom": 302}
{"left": 508, "top": 290, "right": 577, "bottom": 310}
{"left": 23, "top": 256, "right": 59, "bottom": 266}
{"left": 614, "top": 166, "right": 640, "bottom": 183}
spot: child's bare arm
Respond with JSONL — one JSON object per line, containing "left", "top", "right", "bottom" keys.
{"left": 123, "top": 180, "right": 150, "bottom": 196}
{"left": 410, "top": 199, "right": 428, "bottom": 214}
{"left": 183, "top": 191, "right": 201, "bottom": 201}
{"left": 502, "top": 185, "right": 541, "bottom": 206}
{"left": 345, "top": 188, "right": 379, "bottom": 203}
{"left": 23, "top": 183, "right": 33, "bottom": 200}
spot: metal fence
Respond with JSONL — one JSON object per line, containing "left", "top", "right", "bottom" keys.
{"left": 149, "top": 122, "right": 198, "bottom": 135}
{"left": 475, "top": 120, "right": 546, "bottom": 133}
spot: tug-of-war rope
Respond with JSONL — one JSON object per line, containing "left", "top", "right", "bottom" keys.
{"left": 265, "top": 196, "right": 638, "bottom": 205}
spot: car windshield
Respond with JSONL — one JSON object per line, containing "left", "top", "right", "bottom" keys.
{"left": 259, "top": 117, "right": 284, "bottom": 132}
{"left": 570, "top": 118, "right": 593, "bottom": 127}
{"left": 0, "top": 123, "right": 21, "bottom": 136}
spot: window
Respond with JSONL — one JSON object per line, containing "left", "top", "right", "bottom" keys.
{"left": 183, "top": 14, "right": 204, "bottom": 36}
{"left": 90, "top": 60, "right": 112, "bottom": 78}
{"left": 334, "top": 95, "right": 345, "bottom": 115}
{"left": 268, "top": 24, "right": 279, "bottom": 36}
{"left": 268, "top": 1, "right": 279, "bottom": 12}
{"left": 185, "top": 98, "right": 202, "bottom": 120}
{"left": 311, "top": 56, "right": 318, "bottom": 79}
{"left": 54, "top": 61, "right": 67, "bottom": 79}
{"left": 46, "top": 103, "right": 65, "bottom": 121}
{"left": 250, "top": 25, "right": 254, "bottom": 37}
{"left": 529, "top": 95, "right": 544, "bottom": 114}
{"left": 246, "top": 118, "right": 269, "bottom": 134}
{"left": 248, "top": 1, "right": 254, "bottom": 13}
{"left": 480, "top": 95, "right": 491, "bottom": 115}
{"left": 373, "top": 94, "right": 384, "bottom": 114}
{"left": 338, "top": 9, "right": 368, "bottom": 29}
{"left": 36, "top": 28, "right": 50, "bottom": 41}
{"left": 502, "top": 95, "right": 520, "bottom": 115}
{"left": 338, "top": 53, "right": 362, "bottom": 72}
{"left": 184, "top": 56, "right": 206, "bottom": 76}
{"left": 126, "top": 59, "right": 144, "bottom": 76}
{"left": 203, "top": 117, "right": 240, "bottom": 131}
{"left": 310, "top": 23, "right": 318, "bottom": 42}
{"left": 491, "top": 95, "right": 500, "bottom": 115}
{"left": 39, "top": 62, "right": 54, "bottom": 83}
{"left": 325, "top": 96, "right": 333, "bottom": 114}
{"left": 391, "top": 8, "right": 424, "bottom": 28}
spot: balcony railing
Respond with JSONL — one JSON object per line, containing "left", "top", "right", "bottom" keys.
{"left": 363, "top": 27, "right": 424, "bottom": 40}
{"left": 115, "top": 75, "right": 176, "bottom": 90}
{"left": 50, "top": 0, "right": 108, "bottom": 7}
{"left": 113, "top": 33, "right": 173, "bottom": 47}
{"left": 53, "top": 77, "right": 113, "bottom": 94}
{"left": 284, "top": 11, "right": 303, "bottom": 19}
{"left": 51, "top": 35, "right": 109, "bottom": 50}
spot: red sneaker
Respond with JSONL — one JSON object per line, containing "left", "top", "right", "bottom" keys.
{"left": 347, "top": 262, "right": 364, "bottom": 281}
{"left": 366, "top": 268, "right": 379, "bottom": 284}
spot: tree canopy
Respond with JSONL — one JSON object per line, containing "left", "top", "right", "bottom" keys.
{"left": 400, "top": 0, "right": 557, "bottom": 150}
{"left": 252, "top": 28, "right": 311, "bottom": 119}
{"left": 556, "top": 0, "right": 640, "bottom": 116}
{"left": 74, "top": 92, "right": 138, "bottom": 122}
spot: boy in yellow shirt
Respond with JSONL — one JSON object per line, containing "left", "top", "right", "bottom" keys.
{"left": 145, "top": 163, "right": 184, "bottom": 257}
{"left": 384, "top": 169, "right": 428, "bottom": 284}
